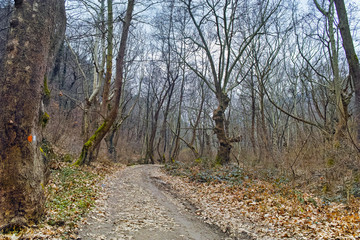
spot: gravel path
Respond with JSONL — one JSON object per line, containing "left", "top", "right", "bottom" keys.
{"left": 78, "top": 165, "right": 231, "bottom": 240}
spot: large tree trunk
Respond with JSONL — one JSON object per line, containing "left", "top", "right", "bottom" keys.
{"left": 75, "top": 0, "right": 134, "bottom": 166}
{"left": 213, "top": 93, "right": 231, "bottom": 165}
{"left": 334, "top": 0, "right": 360, "bottom": 142}
{"left": 0, "top": 0, "right": 65, "bottom": 230}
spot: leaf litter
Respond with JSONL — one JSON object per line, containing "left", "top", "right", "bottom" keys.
{"left": 161, "top": 164, "right": 360, "bottom": 239}
{"left": 0, "top": 161, "right": 124, "bottom": 240}
{"left": 2, "top": 161, "right": 360, "bottom": 239}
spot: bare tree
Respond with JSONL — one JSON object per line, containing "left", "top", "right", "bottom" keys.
{"left": 75, "top": 0, "right": 135, "bottom": 165}
{"left": 313, "top": 0, "right": 352, "bottom": 141}
{"left": 181, "top": 0, "right": 279, "bottom": 164}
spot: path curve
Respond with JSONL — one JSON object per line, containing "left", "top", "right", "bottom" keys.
{"left": 78, "top": 165, "right": 232, "bottom": 240}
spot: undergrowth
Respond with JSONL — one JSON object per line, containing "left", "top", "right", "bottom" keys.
{"left": 165, "top": 161, "right": 248, "bottom": 184}
{"left": 0, "top": 161, "right": 106, "bottom": 240}
{"left": 164, "top": 160, "right": 360, "bottom": 238}
{"left": 164, "top": 160, "right": 357, "bottom": 205}
{"left": 45, "top": 165, "right": 100, "bottom": 229}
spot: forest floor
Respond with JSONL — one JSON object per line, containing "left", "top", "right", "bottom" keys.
{"left": 162, "top": 163, "right": 360, "bottom": 239}
{"left": 1, "top": 162, "right": 360, "bottom": 239}
{"left": 77, "top": 164, "right": 232, "bottom": 240}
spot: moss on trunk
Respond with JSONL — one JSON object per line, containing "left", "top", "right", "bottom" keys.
{"left": 75, "top": 0, "right": 134, "bottom": 166}
{"left": 41, "top": 112, "right": 50, "bottom": 128}
{"left": 74, "top": 121, "right": 107, "bottom": 166}
{"left": 43, "top": 75, "right": 51, "bottom": 105}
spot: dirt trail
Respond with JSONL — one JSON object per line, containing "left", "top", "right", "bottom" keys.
{"left": 78, "top": 165, "right": 233, "bottom": 240}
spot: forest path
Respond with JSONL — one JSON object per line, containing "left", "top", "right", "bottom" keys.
{"left": 77, "top": 165, "right": 234, "bottom": 240}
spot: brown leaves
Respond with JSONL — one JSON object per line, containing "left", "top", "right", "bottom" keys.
{"left": 161, "top": 168, "right": 360, "bottom": 239}
{"left": 0, "top": 162, "right": 125, "bottom": 240}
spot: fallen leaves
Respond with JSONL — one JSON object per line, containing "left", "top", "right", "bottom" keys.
{"left": 162, "top": 164, "right": 360, "bottom": 239}
{"left": 0, "top": 161, "right": 124, "bottom": 240}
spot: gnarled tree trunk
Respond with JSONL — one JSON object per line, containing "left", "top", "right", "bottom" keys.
{"left": 213, "top": 93, "right": 232, "bottom": 164}
{"left": 0, "top": 0, "right": 65, "bottom": 230}
{"left": 334, "top": 0, "right": 360, "bottom": 142}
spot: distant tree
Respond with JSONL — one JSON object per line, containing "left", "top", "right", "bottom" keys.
{"left": 181, "top": 0, "right": 280, "bottom": 164}
{"left": 143, "top": 63, "right": 171, "bottom": 164}
{"left": 0, "top": 0, "right": 66, "bottom": 230}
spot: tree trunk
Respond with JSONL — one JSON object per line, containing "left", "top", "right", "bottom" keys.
{"left": 334, "top": 0, "right": 360, "bottom": 142}
{"left": 105, "top": 126, "right": 118, "bottom": 161}
{"left": 101, "top": 0, "right": 113, "bottom": 117}
{"left": 158, "top": 82, "right": 174, "bottom": 162}
{"left": 75, "top": 0, "right": 135, "bottom": 166}
{"left": 250, "top": 73, "right": 257, "bottom": 156}
{"left": 327, "top": 2, "right": 347, "bottom": 142}
{"left": 258, "top": 80, "right": 271, "bottom": 161}
{"left": 145, "top": 85, "right": 169, "bottom": 164}
{"left": 213, "top": 93, "right": 231, "bottom": 164}
{"left": 0, "top": 0, "right": 65, "bottom": 230}
{"left": 170, "top": 65, "right": 186, "bottom": 161}
{"left": 313, "top": 0, "right": 352, "bottom": 142}
{"left": 145, "top": 118, "right": 158, "bottom": 164}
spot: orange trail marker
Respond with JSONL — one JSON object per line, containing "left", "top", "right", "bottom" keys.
{"left": 28, "top": 135, "right": 33, "bottom": 143}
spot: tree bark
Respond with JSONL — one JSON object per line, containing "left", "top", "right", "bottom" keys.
{"left": 75, "top": 0, "right": 135, "bottom": 166}
{"left": 145, "top": 108, "right": 161, "bottom": 164}
{"left": 101, "top": 0, "right": 113, "bottom": 118}
{"left": 105, "top": 126, "right": 118, "bottom": 161}
{"left": 250, "top": 72, "right": 257, "bottom": 156}
{"left": 258, "top": 80, "right": 270, "bottom": 161}
{"left": 213, "top": 93, "right": 232, "bottom": 164}
{"left": 170, "top": 73, "right": 185, "bottom": 161}
{"left": 158, "top": 81, "right": 175, "bottom": 162}
{"left": 0, "top": 0, "right": 65, "bottom": 230}
{"left": 334, "top": 0, "right": 360, "bottom": 142}
{"left": 313, "top": 0, "right": 352, "bottom": 142}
